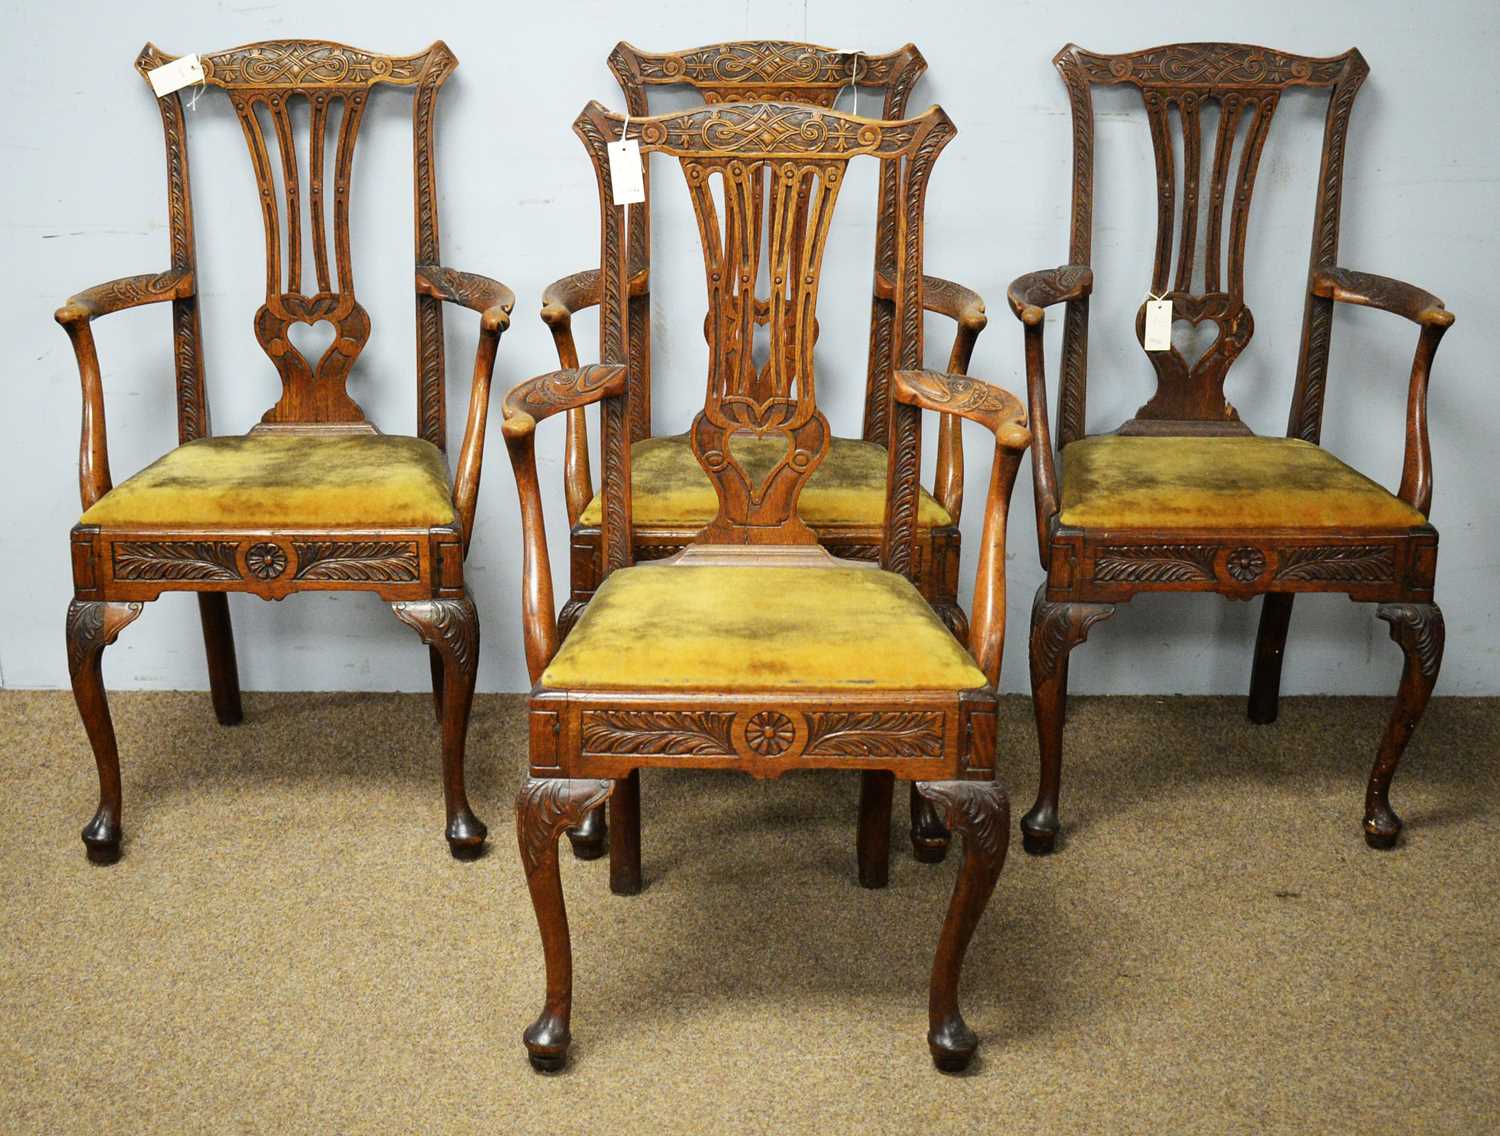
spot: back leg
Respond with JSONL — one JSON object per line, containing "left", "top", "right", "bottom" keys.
{"left": 1247, "top": 593, "right": 1295, "bottom": 724}
{"left": 197, "top": 593, "right": 243, "bottom": 726}
{"left": 66, "top": 600, "right": 144, "bottom": 863}
{"left": 910, "top": 782, "right": 950, "bottom": 863}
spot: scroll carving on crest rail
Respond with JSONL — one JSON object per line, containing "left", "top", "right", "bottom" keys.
{"left": 598, "top": 102, "right": 942, "bottom": 158}
{"left": 613, "top": 41, "right": 921, "bottom": 92}
{"left": 1067, "top": 43, "right": 1356, "bottom": 89}
{"left": 188, "top": 40, "right": 453, "bottom": 88}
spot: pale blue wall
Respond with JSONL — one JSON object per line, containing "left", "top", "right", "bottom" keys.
{"left": 2, "top": 0, "right": 1495, "bottom": 694}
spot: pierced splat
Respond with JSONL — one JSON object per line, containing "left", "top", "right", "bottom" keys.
{"left": 573, "top": 100, "right": 953, "bottom": 546}
{"left": 139, "top": 40, "right": 459, "bottom": 435}
{"left": 1053, "top": 43, "right": 1369, "bottom": 438}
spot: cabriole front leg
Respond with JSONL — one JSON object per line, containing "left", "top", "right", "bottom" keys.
{"left": 1368, "top": 603, "right": 1444, "bottom": 849}
{"left": 66, "top": 599, "right": 144, "bottom": 863}
{"left": 1022, "top": 587, "right": 1114, "bottom": 854}
{"left": 914, "top": 779, "right": 1010, "bottom": 1073}
{"left": 393, "top": 593, "right": 487, "bottom": 858}
{"left": 517, "top": 777, "right": 614, "bottom": 1072}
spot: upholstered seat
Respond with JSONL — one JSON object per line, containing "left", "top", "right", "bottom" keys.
{"left": 80, "top": 433, "right": 456, "bottom": 529}
{"left": 541, "top": 562, "right": 986, "bottom": 691}
{"left": 1059, "top": 435, "right": 1426, "bottom": 531}
{"left": 577, "top": 434, "right": 953, "bottom": 528}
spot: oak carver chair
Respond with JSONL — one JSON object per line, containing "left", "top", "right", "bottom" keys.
{"left": 1009, "top": 43, "right": 1454, "bottom": 855}
{"left": 545, "top": 39, "right": 988, "bottom": 865}
{"left": 502, "top": 99, "right": 1030, "bottom": 1072}
{"left": 59, "top": 40, "right": 513, "bottom": 863}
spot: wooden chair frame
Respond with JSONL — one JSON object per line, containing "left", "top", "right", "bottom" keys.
{"left": 503, "top": 98, "right": 1030, "bottom": 1072}
{"left": 543, "top": 40, "right": 985, "bottom": 640}
{"left": 545, "top": 39, "right": 988, "bottom": 865}
{"left": 1010, "top": 43, "right": 1453, "bottom": 854}
{"left": 60, "top": 40, "right": 514, "bottom": 862}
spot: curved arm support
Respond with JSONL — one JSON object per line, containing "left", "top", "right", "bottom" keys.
{"left": 1311, "top": 268, "right": 1455, "bottom": 516}
{"left": 540, "top": 269, "right": 647, "bottom": 525}
{"left": 1005, "top": 266, "right": 1091, "bottom": 567}
{"left": 1397, "top": 321, "right": 1450, "bottom": 516}
{"left": 1006, "top": 265, "right": 1093, "bottom": 326}
{"left": 1311, "top": 267, "right": 1453, "bottom": 329}
{"left": 501, "top": 366, "right": 628, "bottom": 681}
{"left": 894, "top": 369, "right": 1030, "bottom": 688}
{"left": 923, "top": 275, "right": 989, "bottom": 523}
{"left": 540, "top": 270, "right": 604, "bottom": 526}
{"left": 416, "top": 265, "right": 517, "bottom": 552}
{"left": 55, "top": 269, "right": 194, "bottom": 511}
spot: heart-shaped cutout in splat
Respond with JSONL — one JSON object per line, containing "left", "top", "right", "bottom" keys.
{"left": 1171, "top": 319, "right": 1222, "bottom": 372}
{"left": 287, "top": 319, "right": 338, "bottom": 371}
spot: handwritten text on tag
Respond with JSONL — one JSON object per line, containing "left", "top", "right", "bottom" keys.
{"left": 147, "top": 54, "right": 205, "bottom": 98}
{"left": 608, "top": 139, "right": 645, "bottom": 206}
{"left": 1144, "top": 299, "right": 1173, "bottom": 352}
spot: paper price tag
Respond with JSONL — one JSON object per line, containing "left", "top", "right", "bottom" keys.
{"left": 147, "top": 54, "right": 205, "bottom": 98}
{"left": 608, "top": 139, "right": 645, "bottom": 206}
{"left": 1144, "top": 298, "right": 1173, "bottom": 351}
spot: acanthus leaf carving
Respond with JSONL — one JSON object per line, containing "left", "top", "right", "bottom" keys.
{"left": 1274, "top": 544, "right": 1395, "bottom": 583}
{"left": 580, "top": 710, "right": 736, "bottom": 756}
{"left": 805, "top": 711, "right": 944, "bottom": 758}
{"left": 293, "top": 541, "right": 420, "bottom": 582}
{"left": 1094, "top": 544, "right": 1216, "bottom": 584}
{"left": 112, "top": 541, "right": 241, "bottom": 582}
{"left": 515, "top": 778, "right": 613, "bottom": 879}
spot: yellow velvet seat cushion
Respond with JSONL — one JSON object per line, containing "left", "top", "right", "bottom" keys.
{"left": 80, "top": 434, "right": 456, "bottom": 529}
{"left": 1059, "top": 435, "right": 1426, "bottom": 531}
{"left": 542, "top": 564, "right": 986, "bottom": 691}
{"left": 577, "top": 434, "right": 953, "bottom": 529}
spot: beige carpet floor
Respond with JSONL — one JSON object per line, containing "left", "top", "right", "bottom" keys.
{"left": 1, "top": 689, "right": 1496, "bottom": 1133}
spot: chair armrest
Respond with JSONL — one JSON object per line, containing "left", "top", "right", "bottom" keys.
{"left": 540, "top": 269, "right": 602, "bottom": 328}
{"left": 923, "top": 275, "right": 987, "bottom": 332}
{"left": 920, "top": 276, "right": 988, "bottom": 524}
{"left": 1310, "top": 267, "right": 1454, "bottom": 328}
{"left": 893, "top": 369, "right": 1030, "bottom": 451}
{"left": 415, "top": 265, "right": 515, "bottom": 333}
{"left": 55, "top": 269, "right": 193, "bottom": 326}
{"left": 1006, "top": 265, "right": 1093, "bottom": 325}
{"left": 894, "top": 369, "right": 1030, "bottom": 687}
{"left": 54, "top": 269, "right": 195, "bottom": 511}
{"left": 501, "top": 365, "right": 628, "bottom": 681}
{"left": 415, "top": 265, "right": 515, "bottom": 552}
